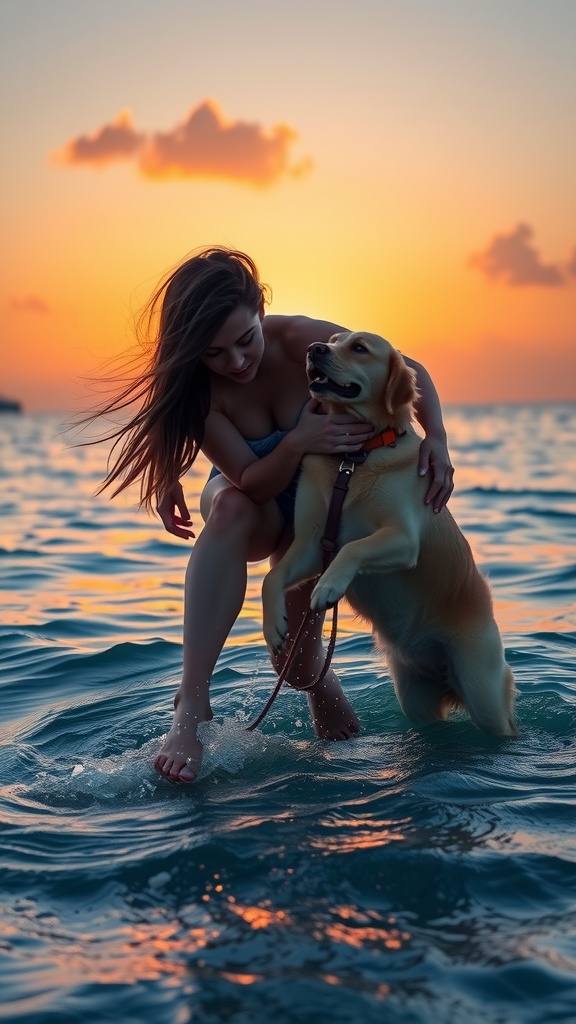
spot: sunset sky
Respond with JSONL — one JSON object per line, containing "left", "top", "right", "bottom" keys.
{"left": 1, "top": 0, "right": 575, "bottom": 411}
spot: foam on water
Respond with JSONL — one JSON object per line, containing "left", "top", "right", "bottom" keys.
{"left": 48, "top": 716, "right": 276, "bottom": 799}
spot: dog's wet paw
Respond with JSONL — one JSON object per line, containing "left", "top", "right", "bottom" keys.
{"left": 310, "top": 579, "right": 345, "bottom": 612}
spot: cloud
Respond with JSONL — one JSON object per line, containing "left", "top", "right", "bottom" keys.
{"left": 52, "top": 109, "right": 145, "bottom": 166}
{"left": 139, "top": 100, "right": 308, "bottom": 184}
{"left": 10, "top": 295, "right": 51, "bottom": 314}
{"left": 52, "top": 101, "right": 309, "bottom": 186}
{"left": 469, "top": 223, "right": 565, "bottom": 287}
{"left": 567, "top": 246, "right": 576, "bottom": 278}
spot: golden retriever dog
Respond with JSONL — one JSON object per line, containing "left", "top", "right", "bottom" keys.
{"left": 263, "top": 331, "right": 516, "bottom": 736}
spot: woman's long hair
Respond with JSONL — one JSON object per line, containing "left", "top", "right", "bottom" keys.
{"left": 90, "top": 247, "right": 268, "bottom": 510}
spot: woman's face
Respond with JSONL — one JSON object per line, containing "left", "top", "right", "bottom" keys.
{"left": 201, "top": 306, "right": 265, "bottom": 383}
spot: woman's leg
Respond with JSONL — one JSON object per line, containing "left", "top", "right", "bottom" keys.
{"left": 155, "top": 478, "right": 282, "bottom": 782}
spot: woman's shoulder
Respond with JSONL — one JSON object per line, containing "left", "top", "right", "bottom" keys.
{"left": 263, "top": 314, "right": 343, "bottom": 363}
{"left": 263, "top": 315, "right": 305, "bottom": 364}
{"left": 263, "top": 314, "right": 306, "bottom": 343}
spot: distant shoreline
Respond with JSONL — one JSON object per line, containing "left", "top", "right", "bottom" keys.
{"left": 0, "top": 397, "right": 22, "bottom": 413}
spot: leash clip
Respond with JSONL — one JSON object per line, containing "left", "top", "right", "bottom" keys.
{"left": 339, "top": 457, "right": 357, "bottom": 475}
{"left": 339, "top": 449, "right": 367, "bottom": 474}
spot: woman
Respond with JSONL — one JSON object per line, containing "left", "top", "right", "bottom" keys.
{"left": 99, "top": 247, "right": 454, "bottom": 782}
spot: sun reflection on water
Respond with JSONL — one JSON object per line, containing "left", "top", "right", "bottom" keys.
{"left": 311, "top": 814, "right": 408, "bottom": 854}
{"left": 317, "top": 905, "right": 411, "bottom": 952}
{"left": 230, "top": 903, "right": 292, "bottom": 930}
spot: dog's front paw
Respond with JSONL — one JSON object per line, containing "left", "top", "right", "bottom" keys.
{"left": 310, "top": 576, "right": 346, "bottom": 612}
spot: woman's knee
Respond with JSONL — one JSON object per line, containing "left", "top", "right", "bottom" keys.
{"left": 206, "top": 484, "right": 258, "bottom": 533}
{"left": 203, "top": 484, "right": 281, "bottom": 557}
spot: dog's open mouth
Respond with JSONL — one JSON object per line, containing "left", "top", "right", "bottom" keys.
{"left": 307, "top": 361, "right": 361, "bottom": 399}
{"left": 309, "top": 375, "right": 361, "bottom": 398}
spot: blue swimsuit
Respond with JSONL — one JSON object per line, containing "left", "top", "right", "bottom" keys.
{"left": 208, "top": 428, "right": 300, "bottom": 528}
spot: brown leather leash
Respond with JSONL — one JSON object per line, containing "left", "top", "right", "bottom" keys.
{"left": 245, "top": 428, "right": 405, "bottom": 732}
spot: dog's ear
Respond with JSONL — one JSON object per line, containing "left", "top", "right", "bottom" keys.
{"left": 383, "top": 350, "right": 418, "bottom": 417}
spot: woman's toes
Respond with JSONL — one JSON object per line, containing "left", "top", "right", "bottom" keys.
{"left": 160, "top": 757, "right": 175, "bottom": 777}
{"left": 178, "top": 763, "right": 197, "bottom": 783}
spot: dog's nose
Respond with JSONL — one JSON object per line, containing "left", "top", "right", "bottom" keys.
{"left": 308, "top": 343, "right": 329, "bottom": 356}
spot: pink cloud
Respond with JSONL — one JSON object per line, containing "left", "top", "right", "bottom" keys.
{"left": 138, "top": 100, "right": 308, "bottom": 185}
{"left": 10, "top": 295, "right": 51, "bottom": 314}
{"left": 52, "top": 101, "right": 310, "bottom": 186}
{"left": 52, "top": 109, "right": 145, "bottom": 166}
{"left": 469, "top": 223, "right": 566, "bottom": 287}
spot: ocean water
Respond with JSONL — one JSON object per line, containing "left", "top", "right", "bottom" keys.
{"left": 0, "top": 404, "right": 575, "bottom": 1024}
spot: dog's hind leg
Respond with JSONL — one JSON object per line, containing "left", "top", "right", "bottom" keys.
{"left": 387, "top": 650, "right": 459, "bottom": 725}
{"left": 447, "top": 629, "right": 517, "bottom": 737}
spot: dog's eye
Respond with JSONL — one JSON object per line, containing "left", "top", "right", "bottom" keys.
{"left": 352, "top": 342, "right": 368, "bottom": 353}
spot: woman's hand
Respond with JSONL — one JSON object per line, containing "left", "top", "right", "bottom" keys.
{"left": 418, "top": 433, "right": 455, "bottom": 512}
{"left": 293, "top": 398, "right": 373, "bottom": 454}
{"left": 156, "top": 482, "right": 195, "bottom": 539}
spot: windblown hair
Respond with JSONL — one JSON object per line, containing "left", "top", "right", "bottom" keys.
{"left": 91, "top": 247, "right": 269, "bottom": 510}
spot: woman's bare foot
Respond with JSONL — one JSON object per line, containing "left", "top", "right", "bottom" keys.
{"left": 154, "top": 690, "right": 213, "bottom": 783}
{"left": 306, "top": 670, "right": 360, "bottom": 740}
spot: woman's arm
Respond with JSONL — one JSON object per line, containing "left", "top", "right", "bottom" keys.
{"left": 403, "top": 356, "right": 454, "bottom": 512}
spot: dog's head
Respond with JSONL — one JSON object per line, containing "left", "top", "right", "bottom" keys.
{"left": 306, "top": 331, "right": 418, "bottom": 428}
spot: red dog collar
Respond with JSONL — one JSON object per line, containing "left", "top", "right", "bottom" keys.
{"left": 362, "top": 427, "right": 406, "bottom": 451}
